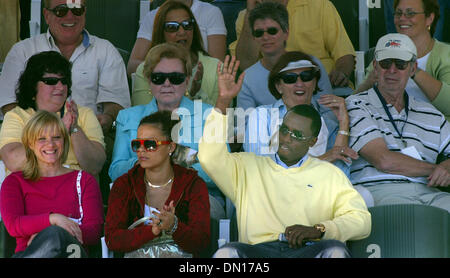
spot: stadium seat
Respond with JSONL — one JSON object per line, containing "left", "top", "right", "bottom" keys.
{"left": 442, "top": 4, "right": 450, "bottom": 43}
{"left": 0, "top": 221, "right": 16, "bottom": 258}
{"left": 330, "top": 0, "right": 359, "bottom": 50}
{"left": 211, "top": 0, "right": 246, "bottom": 51}
{"left": 354, "top": 51, "right": 366, "bottom": 87}
{"left": 347, "top": 204, "right": 450, "bottom": 258}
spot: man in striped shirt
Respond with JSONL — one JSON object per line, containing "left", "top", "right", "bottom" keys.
{"left": 346, "top": 33, "right": 450, "bottom": 212}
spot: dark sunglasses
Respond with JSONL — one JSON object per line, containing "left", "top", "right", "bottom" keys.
{"left": 279, "top": 124, "right": 314, "bottom": 142}
{"left": 40, "top": 77, "right": 69, "bottom": 86}
{"left": 378, "top": 59, "right": 411, "bottom": 70}
{"left": 46, "top": 4, "right": 86, "bottom": 17}
{"left": 164, "top": 19, "right": 195, "bottom": 33}
{"left": 279, "top": 70, "right": 317, "bottom": 84}
{"left": 131, "top": 139, "right": 171, "bottom": 152}
{"left": 252, "top": 27, "right": 279, "bottom": 38}
{"left": 150, "top": 72, "right": 186, "bottom": 85}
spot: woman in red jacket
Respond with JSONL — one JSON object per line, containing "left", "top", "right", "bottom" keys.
{"left": 105, "top": 110, "right": 210, "bottom": 257}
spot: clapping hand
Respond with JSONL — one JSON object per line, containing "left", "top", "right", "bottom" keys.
{"left": 62, "top": 98, "right": 79, "bottom": 133}
{"left": 151, "top": 200, "right": 176, "bottom": 236}
{"left": 189, "top": 61, "right": 204, "bottom": 97}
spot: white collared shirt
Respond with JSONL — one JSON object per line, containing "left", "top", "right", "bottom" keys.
{"left": 0, "top": 29, "right": 130, "bottom": 117}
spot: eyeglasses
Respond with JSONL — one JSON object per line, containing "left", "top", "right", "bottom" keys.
{"left": 279, "top": 70, "right": 317, "bottom": 84}
{"left": 252, "top": 27, "right": 279, "bottom": 38}
{"left": 46, "top": 4, "right": 86, "bottom": 17}
{"left": 164, "top": 19, "right": 195, "bottom": 33}
{"left": 393, "top": 10, "right": 425, "bottom": 18}
{"left": 40, "top": 77, "right": 69, "bottom": 86}
{"left": 378, "top": 59, "right": 411, "bottom": 70}
{"left": 279, "top": 124, "right": 314, "bottom": 142}
{"left": 131, "top": 139, "right": 171, "bottom": 152}
{"left": 150, "top": 72, "right": 186, "bottom": 85}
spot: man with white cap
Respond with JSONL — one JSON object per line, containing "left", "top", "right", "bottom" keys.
{"left": 346, "top": 33, "right": 450, "bottom": 212}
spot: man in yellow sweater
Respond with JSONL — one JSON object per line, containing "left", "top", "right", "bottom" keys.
{"left": 198, "top": 56, "right": 371, "bottom": 258}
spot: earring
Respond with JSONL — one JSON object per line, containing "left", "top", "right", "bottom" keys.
{"left": 169, "top": 152, "right": 172, "bottom": 157}
{"left": 185, "top": 89, "right": 189, "bottom": 96}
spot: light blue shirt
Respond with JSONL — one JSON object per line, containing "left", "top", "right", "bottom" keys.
{"left": 272, "top": 153, "right": 309, "bottom": 169}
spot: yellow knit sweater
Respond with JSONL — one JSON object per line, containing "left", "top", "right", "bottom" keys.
{"left": 199, "top": 109, "right": 371, "bottom": 245}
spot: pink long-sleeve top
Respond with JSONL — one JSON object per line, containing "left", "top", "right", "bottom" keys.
{"left": 0, "top": 170, "right": 104, "bottom": 253}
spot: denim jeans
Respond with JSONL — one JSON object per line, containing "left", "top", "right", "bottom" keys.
{"left": 13, "top": 226, "right": 88, "bottom": 258}
{"left": 213, "top": 240, "right": 351, "bottom": 258}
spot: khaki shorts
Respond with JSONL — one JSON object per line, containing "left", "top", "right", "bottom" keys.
{"left": 366, "top": 182, "right": 450, "bottom": 213}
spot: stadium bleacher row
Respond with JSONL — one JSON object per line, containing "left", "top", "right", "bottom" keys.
{"left": 1, "top": 0, "right": 450, "bottom": 258}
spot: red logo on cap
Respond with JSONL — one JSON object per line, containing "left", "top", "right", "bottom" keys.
{"left": 385, "top": 40, "right": 401, "bottom": 48}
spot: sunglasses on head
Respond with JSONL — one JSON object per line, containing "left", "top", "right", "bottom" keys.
{"left": 46, "top": 4, "right": 86, "bottom": 17}
{"left": 150, "top": 72, "right": 186, "bottom": 85}
{"left": 40, "top": 77, "right": 69, "bottom": 86}
{"left": 131, "top": 139, "right": 171, "bottom": 152}
{"left": 378, "top": 59, "right": 411, "bottom": 70}
{"left": 164, "top": 19, "right": 195, "bottom": 33}
{"left": 279, "top": 70, "right": 317, "bottom": 84}
{"left": 252, "top": 27, "right": 279, "bottom": 38}
{"left": 279, "top": 124, "right": 314, "bottom": 142}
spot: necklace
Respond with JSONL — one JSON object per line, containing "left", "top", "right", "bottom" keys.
{"left": 144, "top": 174, "right": 174, "bottom": 188}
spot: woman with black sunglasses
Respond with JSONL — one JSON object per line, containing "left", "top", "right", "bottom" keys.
{"left": 0, "top": 51, "right": 106, "bottom": 177}
{"left": 109, "top": 42, "right": 225, "bottom": 227}
{"left": 105, "top": 110, "right": 210, "bottom": 257}
{"left": 131, "top": 0, "right": 221, "bottom": 107}
{"left": 243, "top": 51, "right": 358, "bottom": 176}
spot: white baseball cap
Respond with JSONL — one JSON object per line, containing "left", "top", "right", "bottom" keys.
{"left": 279, "top": 60, "right": 318, "bottom": 73}
{"left": 375, "top": 33, "right": 417, "bottom": 62}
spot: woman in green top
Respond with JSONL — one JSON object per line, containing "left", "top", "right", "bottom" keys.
{"left": 356, "top": 0, "right": 450, "bottom": 120}
{"left": 132, "top": 0, "right": 219, "bottom": 106}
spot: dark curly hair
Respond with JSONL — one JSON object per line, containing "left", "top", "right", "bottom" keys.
{"left": 139, "top": 110, "right": 181, "bottom": 141}
{"left": 16, "top": 51, "right": 72, "bottom": 110}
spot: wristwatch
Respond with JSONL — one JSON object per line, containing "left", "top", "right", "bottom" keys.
{"left": 314, "top": 224, "right": 326, "bottom": 238}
